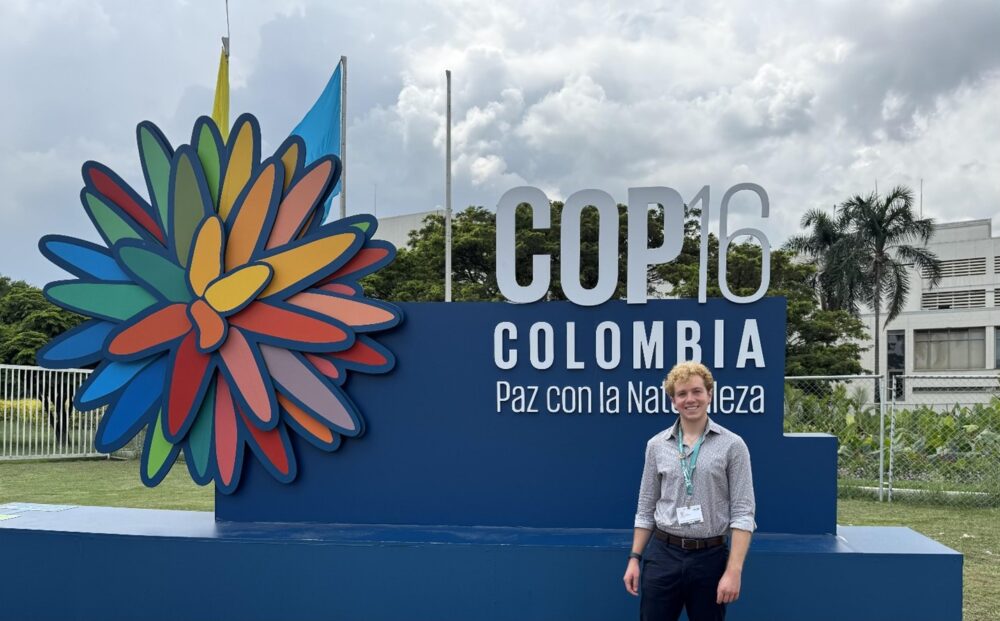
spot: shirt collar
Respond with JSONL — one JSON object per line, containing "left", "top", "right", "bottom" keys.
{"left": 664, "top": 417, "right": 720, "bottom": 440}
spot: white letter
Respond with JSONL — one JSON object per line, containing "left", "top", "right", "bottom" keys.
{"left": 596, "top": 321, "right": 621, "bottom": 369}
{"left": 718, "top": 183, "right": 771, "bottom": 303}
{"left": 626, "top": 187, "right": 685, "bottom": 303}
{"left": 736, "top": 319, "right": 765, "bottom": 368}
{"left": 676, "top": 320, "right": 702, "bottom": 363}
{"left": 529, "top": 322, "right": 555, "bottom": 370}
{"left": 496, "top": 187, "right": 551, "bottom": 303}
{"left": 560, "top": 189, "right": 618, "bottom": 306}
{"left": 494, "top": 322, "right": 517, "bottom": 370}
{"left": 633, "top": 321, "right": 664, "bottom": 370}
{"left": 714, "top": 320, "right": 725, "bottom": 368}
{"left": 566, "top": 322, "right": 584, "bottom": 369}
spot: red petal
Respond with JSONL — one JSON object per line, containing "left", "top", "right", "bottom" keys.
{"left": 228, "top": 302, "right": 349, "bottom": 348}
{"left": 238, "top": 409, "right": 291, "bottom": 476}
{"left": 330, "top": 339, "right": 388, "bottom": 366}
{"left": 319, "top": 247, "right": 390, "bottom": 284}
{"left": 166, "top": 332, "right": 212, "bottom": 437}
{"left": 88, "top": 166, "right": 165, "bottom": 243}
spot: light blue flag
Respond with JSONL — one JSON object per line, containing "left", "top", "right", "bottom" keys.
{"left": 291, "top": 62, "right": 342, "bottom": 221}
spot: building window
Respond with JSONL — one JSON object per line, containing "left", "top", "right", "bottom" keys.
{"left": 887, "top": 330, "right": 905, "bottom": 398}
{"left": 920, "top": 289, "right": 987, "bottom": 310}
{"left": 914, "top": 328, "right": 986, "bottom": 370}
{"left": 922, "top": 257, "right": 986, "bottom": 278}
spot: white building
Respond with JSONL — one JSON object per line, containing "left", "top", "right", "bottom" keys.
{"left": 373, "top": 210, "right": 443, "bottom": 250}
{"left": 859, "top": 219, "right": 1000, "bottom": 401}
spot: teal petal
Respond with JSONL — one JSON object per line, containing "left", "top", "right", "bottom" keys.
{"left": 45, "top": 281, "right": 158, "bottom": 322}
{"left": 117, "top": 244, "right": 192, "bottom": 303}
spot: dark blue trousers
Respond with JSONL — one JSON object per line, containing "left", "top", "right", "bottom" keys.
{"left": 640, "top": 537, "right": 729, "bottom": 621}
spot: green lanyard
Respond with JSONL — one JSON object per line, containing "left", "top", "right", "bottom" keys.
{"left": 678, "top": 425, "right": 708, "bottom": 496}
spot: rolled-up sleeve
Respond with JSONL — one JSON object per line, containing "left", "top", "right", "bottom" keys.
{"left": 727, "top": 438, "right": 756, "bottom": 532}
{"left": 634, "top": 440, "right": 659, "bottom": 529}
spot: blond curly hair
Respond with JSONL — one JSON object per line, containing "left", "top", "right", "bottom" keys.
{"left": 663, "top": 361, "right": 715, "bottom": 397}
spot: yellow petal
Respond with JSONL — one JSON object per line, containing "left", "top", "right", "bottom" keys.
{"left": 219, "top": 119, "right": 255, "bottom": 221}
{"left": 259, "top": 232, "right": 358, "bottom": 298}
{"left": 204, "top": 263, "right": 273, "bottom": 314}
{"left": 279, "top": 141, "right": 300, "bottom": 192}
{"left": 188, "top": 216, "right": 223, "bottom": 297}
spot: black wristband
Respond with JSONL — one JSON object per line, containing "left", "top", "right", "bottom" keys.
{"left": 628, "top": 552, "right": 642, "bottom": 561}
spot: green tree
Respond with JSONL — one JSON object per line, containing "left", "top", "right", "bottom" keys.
{"left": 0, "top": 278, "right": 84, "bottom": 366}
{"left": 658, "top": 224, "right": 868, "bottom": 376}
{"left": 364, "top": 204, "right": 667, "bottom": 302}
{"left": 786, "top": 208, "right": 856, "bottom": 312}
{"left": 832, "top": 186, "right": 941, "bottom": 378}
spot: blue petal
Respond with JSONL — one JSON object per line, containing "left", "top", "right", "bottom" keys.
{"left": 40, "top": 237, "right": 130, "bottom": 281}
{"left": 36, "top": 320, "right": 115, "bottom": 368}
{"left": 77, "top": 357, "right": 158, "bottom": 407}
{"left": 95, "top": 357, "right": 167, "bottom": 452}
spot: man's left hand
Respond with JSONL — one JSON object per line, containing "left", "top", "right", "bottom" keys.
{"left": 716, "top": 569, "right": 741, "bottom": 604}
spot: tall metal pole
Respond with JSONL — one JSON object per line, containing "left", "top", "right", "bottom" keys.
{"left": 340, "top": 55, "right": 347, "bottom": 219}
{"left": 445, "top": 70, "right": 453, "bottom": 302}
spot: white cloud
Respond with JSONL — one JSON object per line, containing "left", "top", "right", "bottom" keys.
{"left": 2, "top": 0, "right": 999, "bottom": 287}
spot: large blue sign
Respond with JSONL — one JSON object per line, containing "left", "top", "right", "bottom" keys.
{"left": 218, "top": 298, "right": 836, "bottom": 535}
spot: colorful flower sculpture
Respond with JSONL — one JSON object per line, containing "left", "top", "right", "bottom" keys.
{"left": 37, "top": 114, "right": 401, "bottom": 493}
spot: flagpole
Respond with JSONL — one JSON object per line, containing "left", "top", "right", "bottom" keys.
{"left": 340, "top": 55, "right": 347, "bottom": 219}
{"left": 445, "top": 69, "right": 452, "bottom": 302}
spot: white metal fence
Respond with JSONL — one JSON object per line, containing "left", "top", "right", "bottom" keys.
{"left": 0, "top": 364, "right": 105, "bottom": 460}
{"left": 3, "top": 365, "right": 998, "bottom": 507}
{"left": 787, "top": 373, "right": 1000, "bottom": 507}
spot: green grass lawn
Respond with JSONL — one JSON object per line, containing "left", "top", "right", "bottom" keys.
{"left": 1, "top": 460, "right": 997, "bottom": 620}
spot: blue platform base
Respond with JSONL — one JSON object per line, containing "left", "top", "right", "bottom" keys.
{"left": 0, "top": 505, "right": 961, "bottom": 621}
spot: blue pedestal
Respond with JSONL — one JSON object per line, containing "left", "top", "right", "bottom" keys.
{"left": 0, "top": 506, "right": 961, "bottom": 621}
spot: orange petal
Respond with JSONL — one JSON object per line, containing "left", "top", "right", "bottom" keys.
{"left": 189, "top": 298, "right": 226, "bottom": 351}
{"left": 108, "top": 304, "right": 191, "bottom": 357}
{"left": 225, "top": 162, "right": 279, "bottom": 271}
{"left": 278, "top": 393, "right": 334, "bottom": 444}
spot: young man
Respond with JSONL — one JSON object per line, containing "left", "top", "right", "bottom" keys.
{"left": 622, "top": 361, "right": 756, "bottom": 621}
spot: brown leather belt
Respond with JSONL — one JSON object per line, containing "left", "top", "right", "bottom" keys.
{"left": 654, "top": 528, "right": 727, "bottom": 550}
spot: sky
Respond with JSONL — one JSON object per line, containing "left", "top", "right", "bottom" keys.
{"left": 2, "top": 0, "right": 1000, "bottom": 286}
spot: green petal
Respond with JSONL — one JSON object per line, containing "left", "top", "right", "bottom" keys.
{"left": 188, "top": 381, "right": 215, "bottom": 479}
{"left": 352, "top": 221, "right": 371, "bottom": 233}
{"left": 138, "top": 124, "right": 173, "bottom": 231}
{"left": 195, "top": 120, "right": 223, "bottom": 210}
{"left": 144, "top": 409, "right": 176, "bottom": 482}
{"left": 170, "top": 149, "right": 212, "bottom": 268}
{"left": 45, "top": 282, "right": 158, "bottom": 321}
{"left": 117, "top": 245, "right": 192, "bottom": 303}
{"left": 83, "top": 191, "right": 145, "bottom": 246}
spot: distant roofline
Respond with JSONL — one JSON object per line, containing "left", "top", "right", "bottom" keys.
{"left": 933, "top": 218, "right": 991, "bottom": 231}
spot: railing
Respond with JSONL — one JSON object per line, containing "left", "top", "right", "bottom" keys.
{"left": 0, "top": 364, "right": 105, "bottom": 460}
{"left": 3, "top": 364, "right": 999, "bottom": 507}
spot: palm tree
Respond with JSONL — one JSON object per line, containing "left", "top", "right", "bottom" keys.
{"left": 787, "top": 208, "right": 856, "bottom": 312}
{"left": 835, "top": 186, "right": 942, "bottom": 379}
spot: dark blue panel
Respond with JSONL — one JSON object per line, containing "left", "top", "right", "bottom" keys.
{"left": 217, "top": 298, "right": 836, "bottom": 534}
{"left": 0, "top": 508, "right": 962, "bottom": 621}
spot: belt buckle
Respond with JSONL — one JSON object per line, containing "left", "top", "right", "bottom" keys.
{"left": 681, "top": 538, "right": 699, "bottom": 550}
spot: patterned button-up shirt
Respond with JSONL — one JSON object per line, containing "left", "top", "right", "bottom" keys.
{"left": 634, "top": 418, "right": 756, "bottom": 538}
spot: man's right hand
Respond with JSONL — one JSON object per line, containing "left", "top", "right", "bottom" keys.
{"left": 623, "top": 558, "right": 640, "bottom": 595}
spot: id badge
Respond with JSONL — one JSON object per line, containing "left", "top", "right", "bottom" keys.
{"left": 676, "top": 505, "right": 704, "bottom": 525}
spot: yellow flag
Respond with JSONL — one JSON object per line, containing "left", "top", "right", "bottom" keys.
{"left": 212, "top": 47, "right": 230, "bottom": 141}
